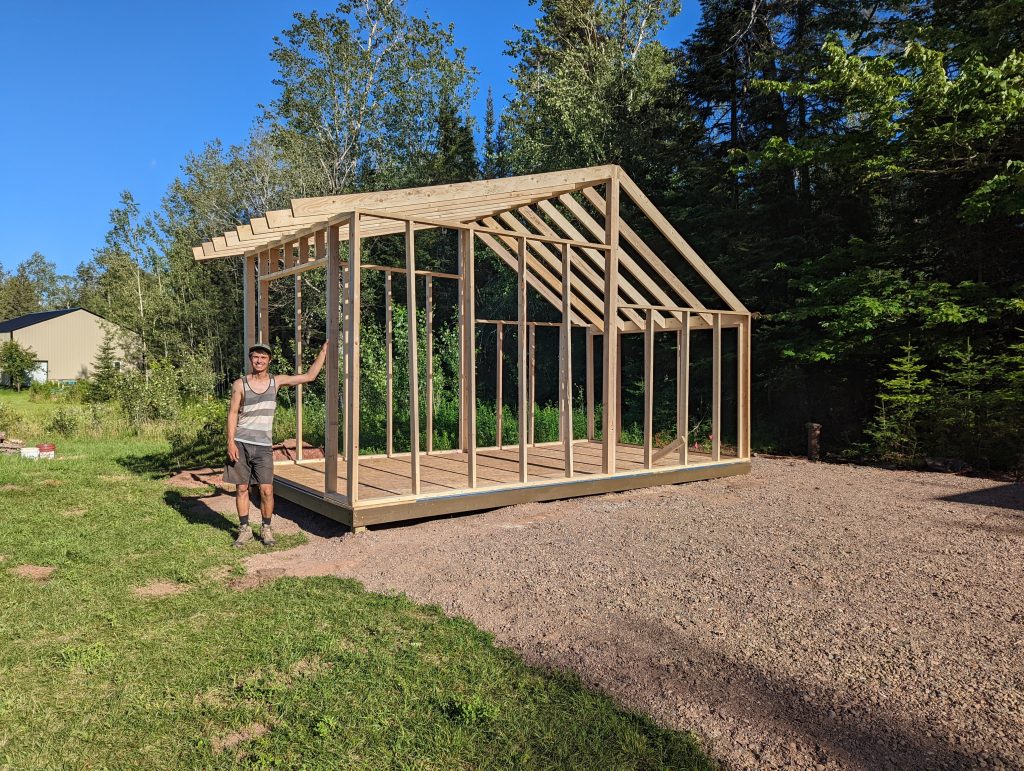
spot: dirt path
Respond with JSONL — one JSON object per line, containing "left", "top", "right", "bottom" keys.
{"left": 231, "top": 457, "right": 1023, "bottom": 769}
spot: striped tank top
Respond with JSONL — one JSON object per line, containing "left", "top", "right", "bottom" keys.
{"left": 236, "top": 376, "right": 277, "bottom": 446}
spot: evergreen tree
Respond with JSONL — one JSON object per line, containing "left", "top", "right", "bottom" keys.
{"left": 866, "top": 345, "right": 933, "bottom": 463}
{"left": 91, "top": 330, "right": 120, "bottom": 402}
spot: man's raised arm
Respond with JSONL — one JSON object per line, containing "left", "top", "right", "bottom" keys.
{"left": 276, "top": 342, "right": 329, "bottom": 387}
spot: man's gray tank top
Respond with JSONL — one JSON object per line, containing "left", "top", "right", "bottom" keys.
{"left": 235, "top": 376, "right": 277, "bottom": 446}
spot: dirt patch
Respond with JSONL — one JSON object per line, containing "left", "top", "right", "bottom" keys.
{"left": 39, "top": 479, "right": 60, "bottom": 487}
{"left": 62, "top": 507, "right": 87, "bottom": 518}
{"left": 211, "top": 722, "right": 269, "bottom": 753}
{"left": 0, "top": 484, "right": 22, "bottom": 492}
{"left": 132, "top": 581, "right": 188, "bottom": 598}
{"left": 234, "top": 457, "right": 1024, "bottom": 770}
{"left": 273, "top": 439, "right": 324, "bottom": 462}
{"left": 166, "top": 467, "right": 223, "bottom": 490}
{"left": 11, "top": 565, "right": 55, "bottom": 582}
{"left": 228, "top": 567, "right": 285, "bottom": 591}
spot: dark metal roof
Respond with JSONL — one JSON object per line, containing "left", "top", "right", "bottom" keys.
{"left": 0, "top": 307, "right": 81, "bottom": 333}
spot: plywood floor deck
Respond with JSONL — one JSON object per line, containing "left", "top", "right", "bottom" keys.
{"left": 273, "top": 440, "right": 747, "bottom": 528}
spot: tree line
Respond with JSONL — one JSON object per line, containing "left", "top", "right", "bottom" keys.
{"left": 0, "top": 0, "right": 1020, "bottom": 469}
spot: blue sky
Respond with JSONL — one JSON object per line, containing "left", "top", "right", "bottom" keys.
{"left": 0, "top": 1, "right": 699, "bottom": 275}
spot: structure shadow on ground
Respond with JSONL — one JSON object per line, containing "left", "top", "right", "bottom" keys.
{"left": 163, "top": 488, "right": 347, "bottom": 540}
{"left": 938, "top": 482, "right": 1024, "bottom": 536}
{"left": 636, "top": 618, "right": 992, "bottom": 770}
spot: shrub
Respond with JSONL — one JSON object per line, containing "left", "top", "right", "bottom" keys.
{"left": 146, "top": 362, "right": 181, "bottom": 421}
{"left": 177, "top": 351, "right": 217, "bottom": 402}
{"left": 45, "top": 407, "right": 82, "bottom": 437}
{"left": 0, "top": 401, "right": 25, "bottom": 436}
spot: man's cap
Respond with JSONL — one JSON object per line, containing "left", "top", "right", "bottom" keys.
{"left": 248, "top": 344, "right": 273, "bottom": 357}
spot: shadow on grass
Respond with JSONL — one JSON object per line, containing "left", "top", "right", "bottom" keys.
{"left": 164, "top": 490, "right": 236, "bottom": 534}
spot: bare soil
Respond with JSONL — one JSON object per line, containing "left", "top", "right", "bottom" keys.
{"left": 227, "top": 457, "right": 1023, "bottom": 769}
{"left": 11, "top": 565, "right": 56, "bottom": 582}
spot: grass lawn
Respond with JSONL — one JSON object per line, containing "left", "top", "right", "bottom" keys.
{"left": 0, "top": 391, "right": 711, "bottom": 769}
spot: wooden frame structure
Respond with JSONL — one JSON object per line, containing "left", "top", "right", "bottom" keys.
{"left": 194, "top": 165, "right": 752, "bottom": 530}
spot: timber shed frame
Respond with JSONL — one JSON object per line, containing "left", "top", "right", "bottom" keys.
{"left": 194, "top": 165, "right": 751, "bottom": 530}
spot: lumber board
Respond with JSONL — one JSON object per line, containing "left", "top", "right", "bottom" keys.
{"left": 618, "top": 170, "right": 748, "bottom": 313}
{"left": 346, "top": 216, "right": 362, "bottom": 501}
{"left": 475, "top": 224, "right": 595, "bottom": 328}
{"left": 291, "top": 165, "right": 616, "bottom": 219}
{"left": 602, "top": 175, "right": 620, "bottom": 474}
{"left": 324, "top": 226, "right": 341, "bottom": 493}
{"left": 530, "top": 199, "right": 668, "bottom": 329}
{"left": 405, "top": 221, "right": 420, "bottom": 493}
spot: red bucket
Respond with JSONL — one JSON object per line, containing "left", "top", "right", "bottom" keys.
{"left": 37, "top": 443, "right": 55, "bottom": 460}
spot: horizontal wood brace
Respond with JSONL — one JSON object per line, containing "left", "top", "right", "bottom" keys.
{"left": 358, "top": 209, "right": 610, "bottom": 251}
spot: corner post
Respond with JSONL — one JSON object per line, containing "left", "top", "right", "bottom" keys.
{"left": 346, "top": 214, "right": 362, "bottom": 502}
{"left": 602, "top": 172, "right": 620, "bottom": 473}
{"left": 405, "top": 221, "right": 420, "bottom": 493}
{"left": 712, "top": 312, "right": 721, "bottom": 462}
{"left": 462, "top": 228, "right": 477, "bottom": 487}
{"left": 295, "top": 236, "right": 307, "bottom": 462}
{"left": 517, "top": 236, "right": 529, "bottom": 483}
{"left": 324, "top": 226, "right": 341, "bottom": 494}
{"left": 678, "top": 311, "right": 690, "bottom": 465}
{"left": 644, "top": 309, "right": 654, "bottom": 469}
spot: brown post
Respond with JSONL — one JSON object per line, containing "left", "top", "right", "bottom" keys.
{"left": 807, "top": 422, "right": 821, "bottom": 462}
{"left": 295, "top": 237, "right": 306, "bottom": 462}
{"left": 518, "top": 237, "right": 529, "bottom": 482}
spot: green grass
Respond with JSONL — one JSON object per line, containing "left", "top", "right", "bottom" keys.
{"left": 0, "top": 390, "right": 711, "bottom": 769}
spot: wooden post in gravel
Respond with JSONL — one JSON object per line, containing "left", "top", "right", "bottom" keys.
{"left": 807, "top": 422, "right": 822, "bottom": 462}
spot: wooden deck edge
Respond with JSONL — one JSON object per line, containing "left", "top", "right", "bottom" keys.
{"left": 350, "top": 459, "right": 750, "bottom": 528}
{"left": 273, "top": 477, "right": 353, "bottom": 529}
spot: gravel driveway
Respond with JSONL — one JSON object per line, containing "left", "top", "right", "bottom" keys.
{"left": 236, "top": 457, "right": 1024, "bottom": 769}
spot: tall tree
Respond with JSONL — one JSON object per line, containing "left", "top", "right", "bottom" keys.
{"left": 267, "top": 0, "right": 476, "bottom": 195}
{"left": 504, "top": 0, "right": 684, "bottom": 182}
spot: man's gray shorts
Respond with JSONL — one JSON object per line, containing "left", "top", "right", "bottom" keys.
{"left": 224, "top": 441, "right": 274, "bottom": 486}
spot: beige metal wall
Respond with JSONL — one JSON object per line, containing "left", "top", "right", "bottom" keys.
{"left": 13, "top": 310, "right": 130, "bottom": 381}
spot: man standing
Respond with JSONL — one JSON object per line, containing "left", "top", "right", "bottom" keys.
{"left": 225, "top": 341, "right": 328, "bottom": 547}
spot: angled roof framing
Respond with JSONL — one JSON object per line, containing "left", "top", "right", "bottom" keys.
{"left": 192, "top": 164, "right": 748, "bottom": 331}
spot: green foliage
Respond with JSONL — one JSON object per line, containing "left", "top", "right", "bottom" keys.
{"left": 865, "top": 345, "right": 933, "bottom": 462}
{"left": 0, "top": 400, "right": 25, "bottom": 435}
{"left": 44, "top": 406, "right": 83, "bottom": 438}
{"left": 176, "top": 349, "right": 217, "bottom": 402}
{"left": 504, "top": 0, "right": 682, "bottom": 175}
{"left": 0, "top": 339, "right": 38, "bottom": 391}
{"left": 91, "top": 330, "right": 120, "bottom": 402}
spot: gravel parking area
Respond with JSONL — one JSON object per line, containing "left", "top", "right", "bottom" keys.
{"left": 237, "top": 457, "right": 1024, "bottom": 769}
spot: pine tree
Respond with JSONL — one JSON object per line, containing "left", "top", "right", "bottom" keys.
{"left": 866, "top": 345, "right": 933, "bottom": 463}
{"left": 91, "top": 330, "right": 120, "bottom": 402}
